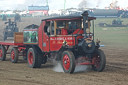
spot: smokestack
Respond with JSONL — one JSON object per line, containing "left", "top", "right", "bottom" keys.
{"left": 82, "top": 11, "right": 88, "bottom": 38}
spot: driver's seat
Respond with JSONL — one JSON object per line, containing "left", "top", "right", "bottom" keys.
{"left": 61, "top": 28, "right": 68, "bottom": 35}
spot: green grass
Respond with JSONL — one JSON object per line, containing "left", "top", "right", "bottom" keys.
{"left": 93, "top": 18, "right": 128, "bottom": 48}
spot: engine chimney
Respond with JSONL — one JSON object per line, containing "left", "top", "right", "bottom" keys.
{"left": 82, "top": 11, "right": 88, "bottom": 38}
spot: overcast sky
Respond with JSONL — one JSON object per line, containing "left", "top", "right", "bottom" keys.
{"left": 0, "top": 0, "right": 127, "bottom": 10}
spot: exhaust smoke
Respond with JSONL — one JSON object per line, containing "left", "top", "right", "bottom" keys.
{"left": 74, "top": 64, "right": 90, "bottom": 73}
{"left": 53, "top": 62, "right": 64, "bottom": 72}
{"left": 52, "top": 60, "right": 91, "bottom": 73}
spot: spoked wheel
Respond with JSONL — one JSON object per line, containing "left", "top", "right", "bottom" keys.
{"left": 0, "top": 46, "right": 6, "bottom": 61}
{"left": 92, "top": 49, "right": 106, "bottom": 72}
{"left": 61, "top": 50, "right": 75, "bottom": 74}
{"left": 27, "top": 48, "right": 41, "bottom": 68}
{"left": 10, "top": 47, "right": 18, "bottom": 63}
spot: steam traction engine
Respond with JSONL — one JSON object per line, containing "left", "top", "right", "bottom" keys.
{"left": 0, "top": 11, "right": 106, "bottom": 73}
{"left": 3, "top": 19, "right": 19, "bottom": 41}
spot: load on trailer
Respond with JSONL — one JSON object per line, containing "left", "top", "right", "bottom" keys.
{"left": 3, "top": 19, "right": 19, "bottom": 41}
{"left": 0, "top": 11, "right": 106, "bottom": 73}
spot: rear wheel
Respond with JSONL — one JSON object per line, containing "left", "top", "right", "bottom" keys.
{"left": 10, "top": 47, "right": 18, "bottom": 63}
{"left": 92, "top": 49, "right": 106, "bottom": 72}
{"left": 0, "top": 46, "right": 6, "bottom": 61}
{"left": 61, "top": 50, "right": 76, "bottom": 74}
{"left": 27, "top": 48, "right": 41, "bottom": 68}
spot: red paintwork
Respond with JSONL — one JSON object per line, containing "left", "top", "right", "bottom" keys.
{"left": 74, "top": 29, "right": 84, "bottom": 44}
{"left": 39, "top": 28, "right": 83, "bottom": 52}
{"left": 50, "top": 36, "right": 75, "bottom": 51}
{"left": 11, "top": 50, "right": 15, "bottom": 60}
{"left": 0, "top": 49, "right": 2, "bottom": 58}
{"left": 0, "top": 42, "right": 25, "bottom": 55}
{"left": 0, "top": 42, "right": 24, "bottom": 46}
{"left": 73, "top": 28, "right": 83, "bottom": 34}
{"left": 18, "top": 47, "right": 26, "bottom": 52}
{"left": 42, "top": 21, "right": 50, "bottom": 52}
{"left": 61, "top": 29, "right": 68, "bottom": 35}
{"left": 28, "top": 52, "right": 33, "bottom": 65}
{"left": 38, "top": 21, "right": 44, "bottom": 51}
{"left": 63, "top": 54, "right": 70, "bottom": 70}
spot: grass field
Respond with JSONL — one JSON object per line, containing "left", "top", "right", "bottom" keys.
{"left": 94, "top": 18, "right": 128, "bottom": 49}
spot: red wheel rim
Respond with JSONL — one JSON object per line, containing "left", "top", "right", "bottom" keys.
{"left": 63, "top": 54, "right": 70, "bottom": 70}
{"left": 94, "top": 55, "right": 100, "bottom": 68}
{"left": 11, "top": 50, "right": 15, "bottom": 60}
{"left": 0, "top": 49, "right": 2, "bottom": 58}
{"left": 28, "top": 52, "right": 33, "bottom": 65}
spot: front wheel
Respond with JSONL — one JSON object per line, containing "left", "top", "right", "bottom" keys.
{"left": 61, "top": 50, "right": 76, "bottom": 74}
{"left": 92, "top": 49, "right": 106, "bottom": 72}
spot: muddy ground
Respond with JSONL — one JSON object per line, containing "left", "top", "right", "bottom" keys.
{"left": 0, "top": 18, "right": 128, "bottom": 85}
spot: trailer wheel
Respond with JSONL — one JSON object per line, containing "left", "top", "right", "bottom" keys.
{"left": 10, "top": 47, "right": 18, "bottom": 63}
{"left": 0, "top": 46, "right": 6, "bottom": 61}
{"left": 27, "top": 48, "right": 41, "bottom": 68}
{"left": 61, "top": 50, "right": 76, "bottom": 74}
{"left": 92, "top": 49, "right": 106, "bottom": 72}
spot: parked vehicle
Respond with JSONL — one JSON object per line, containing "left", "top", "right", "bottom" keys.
{"left": 98, "top": 18, "right": 128, "bottom": 27}
{"left": 88, "top": 9, "right": 128, "bottom": 18}
{"left": 3, "top": 19, "right": 19, "bottom": 41}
